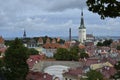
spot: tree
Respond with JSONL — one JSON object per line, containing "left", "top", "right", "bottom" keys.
{"left": 79, "top": 49, "right": 89, "bottom": 59}
{"left": 86, "top": 70, "right": 104, "bottom": 80}
{"left": 80, "top": 52, "right": 89, "bottom": 59}
{"left": 54, "top": 48, "right": 69, "bottom": 60}
{"left": 116, "top": 45, "right": 120, "bottom": 50}
{"left": 2, "top": 38, "right": 29, "bottom": 80}
{"left": 54, "top": 46, "right": 80, "bottom": 61}
{"left": 5, "top": 40, "right": 14, "bottom": 47}
{"left": 69, "top": 46, "right": 80, "bottom": 61}
{"left": 114, "top": 61, "right": 120, "bottom": 70}
{"left": 103, "top": 39, "right": 113, "bottom": 46}
{"left": 113, "top": 61, "right": 120, "bottom": 79}
{"left": 28, "top": 48, "right": 39, "bottom": 55}
{"left": 0, "top": 60, "right": 5, "bottom": 80}
{"left": 97, "top": 42, "right": 103, "bottom": 46}
{"left": 86, "top": 0, "right": 120, "bottom": 19}
{"left": 97, "top": 39, "right": 113, "bottom": 47}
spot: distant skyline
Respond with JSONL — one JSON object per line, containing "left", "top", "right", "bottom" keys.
{"left": 0, "top": 0, "right": 120, "bottom": 38}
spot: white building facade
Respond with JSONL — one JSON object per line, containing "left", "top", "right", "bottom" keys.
{"left": 78, "top": 10, "right": 86, "bottom": 43}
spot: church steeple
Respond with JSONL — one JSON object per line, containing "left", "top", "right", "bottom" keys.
{"left": 23, "top": 29, "right": 26, "bottom": 38}
{"left": 78, "top": 10, "right": 86, "bottom": 43}
{"left": 79, "top": 10, "right": 86, "bottom": 29}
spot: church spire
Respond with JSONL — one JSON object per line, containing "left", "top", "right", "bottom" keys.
{"left": 78, "top": 9, "right": 86, "bottom": 43}
{"left": 79, "top": 10, "right": 85, "bottom": 29}
{"left": 23, "top": 29, "right": 26, "bottom": 38}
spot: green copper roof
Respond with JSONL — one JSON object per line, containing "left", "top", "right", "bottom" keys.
{"left": 79, "top": 10, "right": 86, "bottom": 29}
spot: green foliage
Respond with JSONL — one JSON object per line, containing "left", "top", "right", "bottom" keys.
{"left": 79, "top": 48, "right": 89, "bottom": 59}
{"left": 2, "top": 38, "right": 29, "bottom": 80}
{"left": 103, "top": 39, "right": 113, "bottom": 46}
{"left": 97, "top": 39, "right": 113, "bottom": 47}
{"left": 114, "top": 61, "right": 120, "bottom": 70}
{"left": 86, "top": 0, "right": 120, "bottom": 19}
{"left": 69, "top": 46, "right": 80, "bottom": 61}
{"left": 113, "top": 71, "right": 120, "bottom": 79}
{"left": 54, "top": 48, "right": 69, "bottom": 60}
{"left": 97, "top": 42, "right": 103, "bottom": 46}
{"left": 80, "top": 52, "right": 89, "bottom": 59}
{"left": 54, "top": 46, "right": 80, "bottom": 61}
{"left": 116, "top": 45, "right": 120, "bottom": 50}
{"left": 113, "top": 61, "right": 120, "bottom": 79}
{"left": 28, "top": 48, "right": 39, "bottom": 55}
{"left": 5, "top": 40, "right": 14, "bottom": 46}
{"left": 86, "top": 70, "right": 104, "bottom": 80}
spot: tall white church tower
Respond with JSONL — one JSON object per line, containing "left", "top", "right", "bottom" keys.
{"left": 78, "top": 10, "right": 86, "bottom": 43}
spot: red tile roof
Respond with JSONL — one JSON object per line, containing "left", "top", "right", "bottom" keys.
{"left": 107, "top": 57, "right": 117, "bottom": 65}
{"left": 63, "top": 68, "right": 83, "bottom": 77}
{"left": 27, "top": 54, "right": 45, "bottom": 69}
{"left": 46, "top": 38, "right": 50, "bottom": 43}
{"left": 43, "top": 43, "right": 66, "bottom": 49}
{"left": 57, "top": 37, "right": 60, "bottom": 42}
{"left": 97, "top": 67, "right": 117, "bottom": 79}
{"left": 0, "top": 47, "right": 7, "bottom": 53}
{"left": 78, "top": 44, "right": 85, "bottom": 49}
{"left": 0, "top": 36, "right": 4, "bottom": 44}
{"left": 82, "top": 58, "right": 105, "bottom": 66}
{"left": 52, "top": 38, "right": 56, "bottom": 43}
{"left": 64, "top": 41, "right": 71, "bottom": 48}
{"left": 38, "top": 37, "right": 43, "bottom": 43}
{"left": 26, "top": 71, "right": 53, "bottom": 80}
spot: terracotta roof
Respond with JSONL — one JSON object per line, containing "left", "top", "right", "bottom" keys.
{"left": 97, "top": 67, "right": 117, "bottom": 79}
{"left": 27, "top": 54, "right": 45, "bottom": 69}
{"left": 26, "top": 71, "right": 53, "bottom": 80}
{"left": 82, "top": 58, "right": 104, "bottom": 66}
{"left": 107, "top": 57, "right": 117, "bottom": 65}
{"left": 57, "top": 37, "right": 60, "bottom": 42}
{"left": 43, "top": 43, "right": 66, "bottom": 49}
{"left": 63, "top": 68, "right": 83, "bottom": 77}
{"left": 111, "top": 41, "right": 120, "bottom": 48}
{"left": 38, "top": 37, "right": 43, "bottom": 43}
{"left": 0, "top": 47, "right": 7, "bottom": 53}
{"left": 46, "top": 38, "right": 50, "bottom": 43}
{"left": 85, "top": 46, "right": 96, "bottom": 56}
{"left": 0, "top": 36, "right": 4, "bottom": 44}
{"left": 79, "top": 44, "right": 85, "bottom": 49}
{"left": 64, "top": 41, "right": 71, "bottom": 48}
{"left": 52, "top": 38, "right": 56, "bottom": 43}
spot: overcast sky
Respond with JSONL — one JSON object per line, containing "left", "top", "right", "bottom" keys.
{"left": 0, "top": 0, "right": 120, "bottom": 38}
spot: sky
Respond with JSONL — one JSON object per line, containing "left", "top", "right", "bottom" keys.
{"left": 0, "top": 0, "right": 120, "bottom": 38}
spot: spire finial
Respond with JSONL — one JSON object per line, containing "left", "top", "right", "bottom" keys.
{"left": 81, "top": 8, "right": 83, "bottom": 17}
{"left": 23, "top": 29, "right": 26, "bottom": 38}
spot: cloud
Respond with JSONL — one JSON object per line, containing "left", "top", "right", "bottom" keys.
{"left": 86, "top": 17, "right": 120, "bottom": 36}
{"left": 44, "top": 0, "right": 86, "bottom": 11}
{"left": 0, "top": 0, "right": 120, "bottom": 38}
